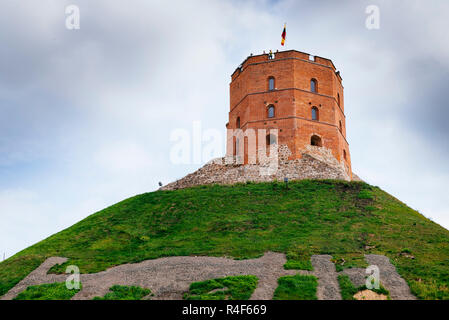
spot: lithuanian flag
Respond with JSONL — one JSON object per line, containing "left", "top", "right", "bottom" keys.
{"left": 281, "top": 23, "right": 286, "bottom": 46}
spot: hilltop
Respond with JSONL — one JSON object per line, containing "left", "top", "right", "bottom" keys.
{"left": 0, "top": 180, "right": 448, "bottom": 299}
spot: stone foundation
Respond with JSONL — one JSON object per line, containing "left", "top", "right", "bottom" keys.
{"left": 161, "top": 145, "right": 356, "bottom": 191}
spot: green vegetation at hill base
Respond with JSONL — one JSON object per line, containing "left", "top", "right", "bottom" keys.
{"left": 1, "top": 180, "right": 449, "bottom": 300}
{"left": 183, "top": 275, "right": 258, "bottom": 300}
{"left": 13, "top": 282, "right": 81, "bottom": 300}
{"left": 273, "top": 274, "right": 318, "bottom": 300}
{"left": 93, "top": 285, "right": 151, "bottom": 300}
{"left": 284, "top": 249, "right": 313, "bottom": 270}
{"left": 332, "top": 253, "right": 368, "bottom": 272}
{"left": 337, "top": 274, "right": 390, "bottom": 300}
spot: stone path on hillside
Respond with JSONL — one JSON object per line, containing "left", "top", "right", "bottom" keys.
{"left": 1, "top": 253, "right": 415, "bottom": 300}
{"left": 312, "top": 255, "right": 342, "bottom": 300}
{"left": 340, "top": 254, "right": 417, "bottom": 300}
{"left": 365, "top": 254, "right": 416, "bottom": 300}
{"left": 0, "top": 257, "right": 69, "bottom": 300}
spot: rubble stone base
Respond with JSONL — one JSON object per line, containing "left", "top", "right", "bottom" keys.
{"left": 161, "top": 145, "right": 357, "bottom": 191}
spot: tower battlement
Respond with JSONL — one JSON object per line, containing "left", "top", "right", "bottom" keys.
{"left": 231, "top": 50, "right": 340, "bottom": 81}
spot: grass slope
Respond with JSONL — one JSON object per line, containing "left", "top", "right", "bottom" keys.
{"left": 13, "top": 282, "right": 81, "bottom": 300}
{"left": 337, "top": 274, "right": 390, "bottom": 300}
{"left": 273, "top": 275, "right": 318, "bottom": 300}
{"left": 1, "top": 180, "right": 449, "bottom": 299}
{"left": 183, "top": 275, "right": 258, "bottom": 300}
{"left": 93, "top": 285, "right": 151, "bottom": 300}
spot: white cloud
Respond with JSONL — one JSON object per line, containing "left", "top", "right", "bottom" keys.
{"left": 93, "top": 141, "right": 154, "bottom": 173}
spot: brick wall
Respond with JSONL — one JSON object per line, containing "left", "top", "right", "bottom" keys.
{"left": 227, "top": 50, "right": 352, "bottom": 178}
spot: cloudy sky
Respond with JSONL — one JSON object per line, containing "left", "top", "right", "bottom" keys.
{"left": 1, "top": 0, "right": 448, "bottom": 258}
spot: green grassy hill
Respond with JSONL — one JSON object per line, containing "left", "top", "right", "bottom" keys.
{"left": 1, "top": 180, "right": 448, "bottom": 299}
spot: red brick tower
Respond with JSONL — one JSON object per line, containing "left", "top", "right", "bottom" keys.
{"left": 226, "top": 50, "right": 351, "bottom": 178}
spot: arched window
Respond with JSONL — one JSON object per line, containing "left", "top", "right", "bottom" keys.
{"left": 265, "top": 133, "right": 277, "bottom": 157}
{"left": 311, "top": 135, "right": 322, "bottom": 147}
{"left": 311, "top": 79, "right": 318, "bottom": 93}
{"left": 234, "top": 138, "right": 239, "bottom": 156}
{"left": 268, "top": 77, "right": 275, "bottom": 91}
{"left": 337, "top": 93, "right": 341, "bottom": 106}
{"left": 311, "top": 107, "right": 319, "bottom": 121}
{"left": 343, "top": 149, "right": 347, "bottom": 160}
{"left": 339, "top": 120, "right": 342, "bottom": 132}
{"left": 268, "top": 105, "right": 275, "bottom": 118}
{"left": 266, "top": 133, "right": 277, "bottom": 146}
{"left": 236, "top": 117, "right": 240, "bottom": 128}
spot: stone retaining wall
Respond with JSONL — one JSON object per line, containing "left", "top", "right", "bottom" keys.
{"left": 161, "top": 145, "right": 355, "bottom": 191}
